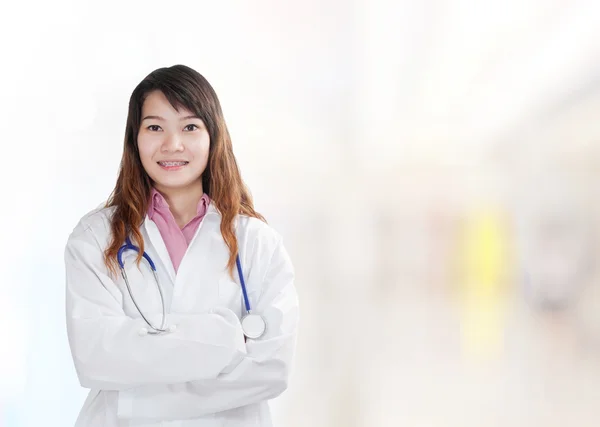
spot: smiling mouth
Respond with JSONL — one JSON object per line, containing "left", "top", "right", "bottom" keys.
{"left": 157, "top": 161, "right": 189, "bottom": 167}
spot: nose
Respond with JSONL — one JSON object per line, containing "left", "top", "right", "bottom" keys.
{"left": 161, "top": 132, "right": 184, "bottom": 152}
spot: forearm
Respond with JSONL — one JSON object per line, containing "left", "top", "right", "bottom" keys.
{"left": 117, "top": 333, "right": 297, "bottom": 420}
{"left": 68, "top": 309, "right": 247, "bottom": 390}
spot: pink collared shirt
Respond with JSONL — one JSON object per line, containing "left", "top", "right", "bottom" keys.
{"left": 147, "top": 188, "right": 211, "bottom": 273}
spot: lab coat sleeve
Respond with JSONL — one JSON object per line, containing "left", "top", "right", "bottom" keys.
{"left": 117, "top": 236, "right": 299, "bottom": 421}
{"left": 65, "top": 223, "right": 247, "bottom": 390}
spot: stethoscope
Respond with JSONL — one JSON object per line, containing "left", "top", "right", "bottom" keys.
{"left": 117, "top": 237, "right": 267, "bottom": 339}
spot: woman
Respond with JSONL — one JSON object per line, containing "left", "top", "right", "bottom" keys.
{"left": 64, "top": 64, "right": 299, "bottom": 427}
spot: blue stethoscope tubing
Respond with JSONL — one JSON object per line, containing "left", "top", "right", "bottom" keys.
{"left": 118, "top": 237, "right": 266, "bottom": 339}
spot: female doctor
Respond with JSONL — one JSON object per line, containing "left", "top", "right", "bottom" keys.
{"left": 64, "top": 64, "right": 299, "bottom": 427}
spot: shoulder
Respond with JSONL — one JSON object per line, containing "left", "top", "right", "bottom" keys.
{"left": 67, "top": 203, "right": 117, "bottom": 247}
{"left": 234, "top": 214, "right": 292, "bottom": 275}
{"left": 206, "top": 203, "right": 282, "bottom": 249}
{"left": 236, "top": 214, "right": 282, "bottom": 249}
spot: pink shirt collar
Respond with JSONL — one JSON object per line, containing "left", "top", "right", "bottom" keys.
{"left": 148, "top": 188, "right": 210, "bottom": 223}
{"left": 146, "top": 188, "right": 212, "bottom": 273}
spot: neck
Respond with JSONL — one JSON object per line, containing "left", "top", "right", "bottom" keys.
{"left": 155, "top": 180, "right": 204, "bottom": 228}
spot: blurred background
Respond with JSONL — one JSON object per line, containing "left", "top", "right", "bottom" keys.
{"left": 1, "top": 0, "right": 600, "bottom": 426}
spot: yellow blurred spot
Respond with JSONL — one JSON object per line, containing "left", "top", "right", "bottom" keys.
{"left": 457, "top": 206, "right": 512, "bottom": 361}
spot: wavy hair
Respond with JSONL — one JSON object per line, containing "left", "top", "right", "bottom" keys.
{"left": 103, "top": 64, "right": 265, "bottom": 278}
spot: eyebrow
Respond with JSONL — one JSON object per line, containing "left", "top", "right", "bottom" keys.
{"left": 141, "top": 115, "right": 201, "bottom": 122}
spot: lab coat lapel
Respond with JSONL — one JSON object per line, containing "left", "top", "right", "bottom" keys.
{"left": 143, "top": 215, "right": 177, "bottom": 284}
{"left": 174, "top": 203, "right": 221, "bottom": 282}
{"left": 170, "top": 203, "right": 222, "bottom": 312}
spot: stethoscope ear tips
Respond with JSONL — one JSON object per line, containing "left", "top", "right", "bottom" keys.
{"left": 138, "top": 327, "right": 149, "bottom": 336}
{"left": 167, "top": 324, "right": 177, "bottom": 332}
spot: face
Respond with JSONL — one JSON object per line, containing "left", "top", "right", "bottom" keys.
{"left": 137, "top": 90, "right": 210, "bottom": 193}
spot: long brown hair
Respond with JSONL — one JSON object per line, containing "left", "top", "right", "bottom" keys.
{"left": 104, "top": 64, "right": 265, "bottom": 278}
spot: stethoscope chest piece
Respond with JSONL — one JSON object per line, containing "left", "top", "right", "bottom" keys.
{"left": 236, "top": 255, "right": 267, "bottom": 339}
{"left": 241, "top": 313, "right": 266, "bottom": 339}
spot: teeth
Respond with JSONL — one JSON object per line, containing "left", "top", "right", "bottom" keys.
{"left": 159, "top": 161, "right": 188, "bottom": 167}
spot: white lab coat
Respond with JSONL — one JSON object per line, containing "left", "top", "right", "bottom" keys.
{"left": 64, "top": 202, "right": 299, "bottom": 427}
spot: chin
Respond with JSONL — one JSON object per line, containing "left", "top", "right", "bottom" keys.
{"left": 153, "top": 175, "right": 201, "bottom": 190}
{"left": 155, "top": 180, "right": 196, "bottom": 190}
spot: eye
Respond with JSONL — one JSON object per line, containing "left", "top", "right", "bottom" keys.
{"left": 184, "top": 124, "right": 199, "bottom": 131}
{"left": 147, "top": 125, "right": 162, "bottom": 132}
